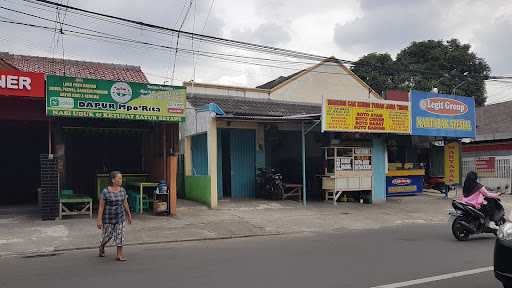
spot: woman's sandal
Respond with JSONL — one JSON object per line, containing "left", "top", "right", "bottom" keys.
{"left": 98, "top": 246, "right": 105, "bottom": 257}
{"left": 116, "top": 257, "right": 127, "bottom": 262}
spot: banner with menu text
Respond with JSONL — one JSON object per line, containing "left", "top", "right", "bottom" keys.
{"left": 322, "top": 99, "right": 410, "bottom": 133}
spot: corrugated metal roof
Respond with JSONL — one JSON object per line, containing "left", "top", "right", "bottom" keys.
{"left": 218, "top": 114, "right": 320, "bottom": 122}
{"left": 188, "top": 94, "right": 321, "bottom": 117}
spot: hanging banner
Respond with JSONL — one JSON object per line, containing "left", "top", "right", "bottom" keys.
{"left": 46, "top": 75, "right": 186, "bottom": 122}
{"left": 444, "top": 142, "right": 460, "bottom": 185}
{"left": 322, "top": 99, "right": 410, "bottom": 133}
{"left": 411, "top": 90, "right": 476, "bottom": 138}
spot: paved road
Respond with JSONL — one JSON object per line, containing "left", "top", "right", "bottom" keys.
{"left": 0, "top": 224, "right": 502, "bottom": 288}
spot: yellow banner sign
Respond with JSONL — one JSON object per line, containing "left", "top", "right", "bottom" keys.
{"left": 444, "top": 142, "right": 460, "bottom": 185}
{"left": 322, "top": 99, "right": 410, "bottom": 133}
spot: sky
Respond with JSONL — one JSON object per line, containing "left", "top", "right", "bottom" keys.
{"left": 1, "top": 0, "right": 511, "bottom": 104}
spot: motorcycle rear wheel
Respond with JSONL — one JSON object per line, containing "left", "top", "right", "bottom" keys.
{"left": 452, "top": 217, "right": 471, "bottom": 241}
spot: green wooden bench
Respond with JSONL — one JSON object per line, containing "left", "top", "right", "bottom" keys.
{"left": 59, "top": 189, "right": 93, "bottom": 220}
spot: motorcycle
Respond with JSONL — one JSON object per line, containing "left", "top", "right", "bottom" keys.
{"left": 424, "top": 174, "right": 450, "bottom": 196}
{"left": 256, "top": 168, "right": 285, "bottom": 200}
{"left": 450, "top": 197, "right": 506, "bottom": 241}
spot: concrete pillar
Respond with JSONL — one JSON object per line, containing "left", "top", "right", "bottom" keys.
{"left": 207, "top": 116, "right": 218, "bottom": 208}
{"left": 372, "top": 137, "right": 387, "bottom": 203}
{"left": 184, "top": 136, "right": 192, "bottom": 176}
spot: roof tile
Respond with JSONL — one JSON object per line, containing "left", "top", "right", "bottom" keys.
{"left": 0, "top": 52, "right": 148, "bottom": 83}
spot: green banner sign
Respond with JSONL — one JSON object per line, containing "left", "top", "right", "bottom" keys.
{"left": 46, "top": 75, "right": 186, "bottom": 122}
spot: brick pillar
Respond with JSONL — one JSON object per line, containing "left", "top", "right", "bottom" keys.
{"left": 40, "top": 154, "right": 59, "bottom": 220}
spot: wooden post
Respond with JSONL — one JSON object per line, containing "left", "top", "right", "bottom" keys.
{"left": 184, "top": 136, "right": 192, "bottom": 176}
{"left": 167, "top": 155, "right": 178, "bottom": 216}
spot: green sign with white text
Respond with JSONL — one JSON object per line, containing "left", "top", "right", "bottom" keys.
{"left": 46, "top": 75, "right": 186, "bottom": 122}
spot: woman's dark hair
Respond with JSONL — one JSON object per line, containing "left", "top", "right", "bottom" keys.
{"left": 109, "top": 171, "right": 122, "bottom": 185}
{"left": 463, "top": 171, "right": 482, "bottom": 197}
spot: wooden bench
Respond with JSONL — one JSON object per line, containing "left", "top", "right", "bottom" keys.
{"left": 283, "top": 184, "right": 303, "bottom": 201}
{"left": 59, "top": 190, "right": 93, "bottom": 219}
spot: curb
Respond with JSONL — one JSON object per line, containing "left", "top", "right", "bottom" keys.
{"left": 0, "top": 232, "right": 285, "bottom": 259}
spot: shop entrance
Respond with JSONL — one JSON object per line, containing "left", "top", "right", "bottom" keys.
{"left": 0, "top": 121, "right": 48, "bottom": 205}
{"left": 265, "top": 129, "right": 324, "bottom": 201}
{"left": 217, "top": 129, "right": 256, "bottom": 200}
{"left": 63, "top": 126, "right": 145, "bottom": 200}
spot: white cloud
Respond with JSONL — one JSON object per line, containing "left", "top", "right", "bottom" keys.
{"left": 1, "top": 0, "right": 512, "bottom": 100}
{"left": 216, "top": 74, "right": 248, "bottom": 87}
{"left": 231, "top": 22, "right": 291, "bottom": 46}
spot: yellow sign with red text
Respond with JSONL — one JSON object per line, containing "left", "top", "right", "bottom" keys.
{"left": 444, "top": 142, "right": 460, "bottom": 185}
{"left": 322, "top": 99, "right": 410, "bottom": 133}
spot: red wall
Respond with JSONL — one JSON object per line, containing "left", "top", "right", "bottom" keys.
{"left": 0, "top": 97, "right": 47, "bottom": 121}
{"left": 462, "top": 142, "right": 512, "bottom": 153}
{"left": 385, "top": 90, "right": 409, "bottom": 102}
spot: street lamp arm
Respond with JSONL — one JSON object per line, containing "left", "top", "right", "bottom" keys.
{"left": 452, "top": 80, "right": 467, "bottom": 95}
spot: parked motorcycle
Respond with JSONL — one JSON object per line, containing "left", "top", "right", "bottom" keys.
{"left": 450, "top": 197, "right": 506, "bottom": 241}
{"left": 256, "top": 168, "right": 285, "bottom": 200}
{"left": 424, "top": 174, "right": 450, "bottom": 195}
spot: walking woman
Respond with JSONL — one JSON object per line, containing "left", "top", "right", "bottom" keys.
{"left": 97, "top": 171, "right": 132, "bottom": 261}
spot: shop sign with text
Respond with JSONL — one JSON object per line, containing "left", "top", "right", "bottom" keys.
{"left": 386, "top": 175, "right": 423, "bottom": 195}
{"left": 411, "top": 90, "right": 475, "bottom": 138}
{"left": 46, "top": 75, "right": 186, "bottom": 122}
{"left": 0, "top": 70, "right": 45, "bottom": 98}
{"left": 444, "top": 142, "right": 460, "bottom": 185}
{"left": 322, "top": 99, "right": 410, "bottom": 133}
{"left": 475, "top": 157, "right": 496, "bottom": 177}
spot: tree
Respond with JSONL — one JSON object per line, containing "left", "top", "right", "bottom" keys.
{"left": 351, "top": 53, "right": 398, "bottom": 97}
{"left": 351, "top": 39, "right": 491, "bottom": 106}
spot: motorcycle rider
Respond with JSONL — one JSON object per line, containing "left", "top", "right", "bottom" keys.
{"left": 460, "top": 171, "right": 503, "bottom": 229}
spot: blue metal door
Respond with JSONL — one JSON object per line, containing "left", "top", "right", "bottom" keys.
{"left": 230, "top": 129, "right": 256, "bottom": 199}
{"left": 191, "top": 133, "right": 208, "bottom": 176}
{"left": 217, "top": 129, "right": 223, "bottom": 199}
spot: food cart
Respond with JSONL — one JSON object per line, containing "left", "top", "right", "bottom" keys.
{"left": 321, "top": 146, "right": 372, "bottom": 203}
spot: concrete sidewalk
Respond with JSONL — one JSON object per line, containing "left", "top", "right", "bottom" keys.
{"left": 1, "top": 193, "right": 511, "bottom": 258}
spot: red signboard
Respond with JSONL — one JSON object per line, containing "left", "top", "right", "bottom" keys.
{"left": 0, "top": 70, "right": 45, "bottom": 98}
{"left": 475, "top": 157, "right": 496, "bottom": 176}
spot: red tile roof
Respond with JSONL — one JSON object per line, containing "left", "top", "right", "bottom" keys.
{"left": 0, "top": 52, "right": 148, "bottom": 83}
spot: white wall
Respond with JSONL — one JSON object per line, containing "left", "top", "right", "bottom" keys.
{"left": 269, "top": 62, "right": 381, "bottom": 104}
{"left": 186, "top": 84, "right": 270, "bottom": 99}
{"left": 180, "top": 102, "right": 213, "bottom": 137}
{"left": 183, "top": 61, "right": 381, "bottom": 105}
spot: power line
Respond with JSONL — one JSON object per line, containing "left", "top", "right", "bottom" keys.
{"left": 19, "top": 0, "right": 512, "bottom": 82}
{"left": 0, "top": 5, "right": 331, "bottom": 67}
{"left": 171, "top": 0, "right": 193, "bottom": 85}
{"left": 0, "top": 19, "right": 349, "bottom": 75}
{"left": 27, "top": 0, "right": 330, "bottom": 61}
{"left": 21, "top": 0, "right": 502, "bottom": 82}
{"left": 6, "top": 2, "right": 512, "bottom": 82}
{"left": 6, "top": 16, "right": 512, "bottom": 84}
{"left": 202, "top": 0, "right": 214, "bottom": 33}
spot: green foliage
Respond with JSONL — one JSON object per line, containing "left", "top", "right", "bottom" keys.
{"left": 351, "top": 39, "right": 491, "bottom": 106}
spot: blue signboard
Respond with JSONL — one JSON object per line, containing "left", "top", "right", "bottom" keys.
{"left": 386, "top": 175, "right": 424, "bottom": 196}
{"left": 410, "top": 90, "right": 476, "bottom": 138}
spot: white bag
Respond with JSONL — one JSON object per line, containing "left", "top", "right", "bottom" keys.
{"left": 498, "top": 222, "right": 512, "bottom": 240}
